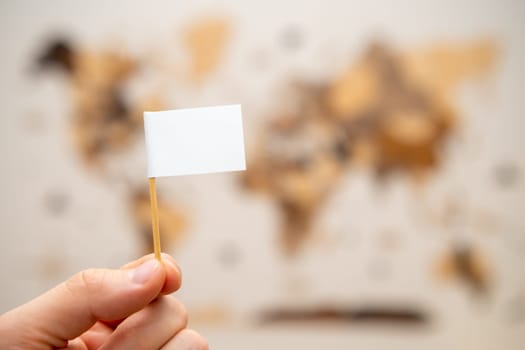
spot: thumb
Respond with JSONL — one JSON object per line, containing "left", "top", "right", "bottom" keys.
{"left": 0, "top": 257, "right": 167, "bottom": 348}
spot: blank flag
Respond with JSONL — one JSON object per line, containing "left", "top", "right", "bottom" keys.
{"left": 144, "top": 104, "right": 246, "bottom": 177}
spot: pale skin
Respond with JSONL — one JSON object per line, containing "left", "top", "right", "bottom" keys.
{"left": 0, "top": 253, "right": 208, "bottom": 350}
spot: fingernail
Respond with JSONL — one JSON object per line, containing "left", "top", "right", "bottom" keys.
{"left": 129, "top": 259, "right": 160, "bottom": 284}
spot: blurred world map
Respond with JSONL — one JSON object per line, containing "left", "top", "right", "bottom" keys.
{"left": 0, "top": 1, "right": 524, "bottom": 349}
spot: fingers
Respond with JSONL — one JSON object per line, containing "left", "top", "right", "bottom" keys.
{"left": 79, "top": 322, "right": 113, "bottom": 349}
{"left": 99, "top": 295, "right": 188, "bottom": 350}
{"left": 0, "top": 255, "right": 177, "bottom": 348}
{"left": 161, "top": 329, "right": 209, "bottom": 350}
{"left": 63, "top": 338, "right": 89, "bottom": 350}
{"left": 60, "top": 323, "right": 112, "bottom": 350}
{"left": 122, "top": 253, "right": 181, "bottom": 294}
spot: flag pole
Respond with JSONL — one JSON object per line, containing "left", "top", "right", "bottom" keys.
{"left": 148, "top": 177, "right": 162, "bottom": 261}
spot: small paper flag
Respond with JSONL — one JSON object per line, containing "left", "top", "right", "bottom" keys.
{"left": 144, "top": 104, "right": 246, "bottom": 177}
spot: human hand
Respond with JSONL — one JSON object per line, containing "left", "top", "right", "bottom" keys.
{"left": 0, "top": 253, "right": 208, "bottom": 350}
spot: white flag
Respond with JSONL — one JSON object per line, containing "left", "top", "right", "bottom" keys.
{"left": 144, "top": 104, "right": 246, "bottom": 177}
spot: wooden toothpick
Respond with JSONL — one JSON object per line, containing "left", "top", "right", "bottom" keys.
{"left": 148, "top": 177, "right": 162, "bottom": 261}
